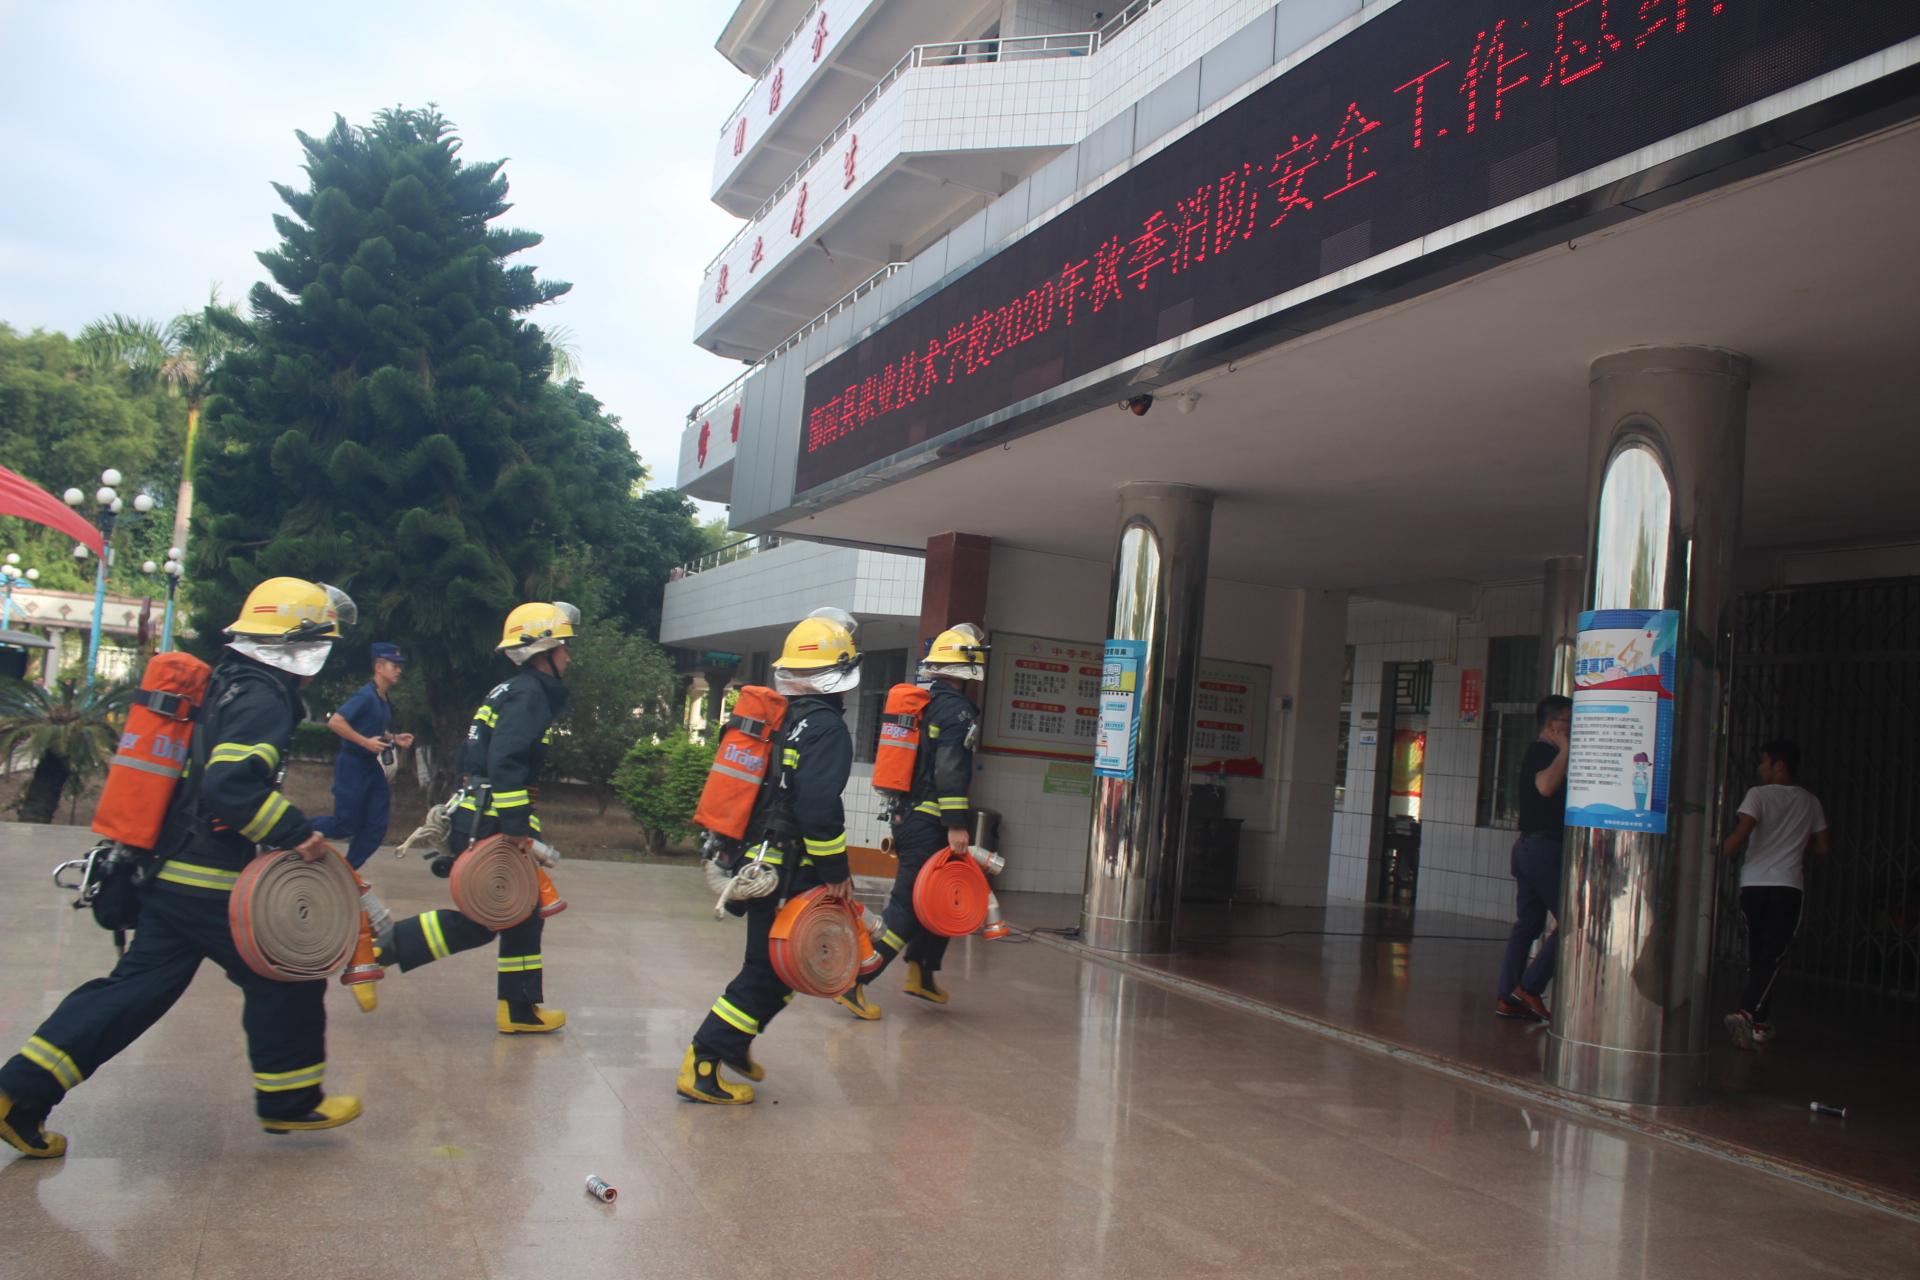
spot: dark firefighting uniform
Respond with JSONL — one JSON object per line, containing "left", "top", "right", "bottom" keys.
{"left": 867, "top": 678, "right": 978, "bottom": 979}
{"left": 0, "top": 653, "right": 331, "bottom": 1122}
{"left": 693, "top": 693, "right": 852, "bottom": 1069}
{"left": 386, "top": 666, "right": 568, "bottom": 1002}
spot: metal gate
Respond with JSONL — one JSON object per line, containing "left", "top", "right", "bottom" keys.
{"left": 1721, "top": 577, "right": 1920, "bottom": 1000}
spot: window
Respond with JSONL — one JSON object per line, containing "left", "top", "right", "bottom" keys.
{"left": 1476, "top": 634, "right": 1541, "bottom": 828}
{"left": 1333, "top": 645, "right": 1355, "bottom": 808}
{"left": 853, "top": 649, "right": 909, "bottom": 763}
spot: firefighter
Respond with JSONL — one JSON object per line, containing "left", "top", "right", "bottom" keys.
{"left": 379, "top": 602, "right": 575, "bottom": 1034}
{"left": 677, "top": 608, "right": 860, "bottom": 1105}
{"left": 0, "top": 577, "right": 363, "bottom": 1158}
{"left": 836, "top": 624, "right": 987, "bottom": 1019}
{"left": 311, "top": 642, "right": 414, "bottom": 868}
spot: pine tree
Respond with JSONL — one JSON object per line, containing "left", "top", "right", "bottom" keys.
{"left": 193, "top": 107, "right": 674, "bottom": 784}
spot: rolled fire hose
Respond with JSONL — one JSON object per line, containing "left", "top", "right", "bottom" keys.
{"left": 768, "top": 887, "right": 873, "bottom": 998}
{"left": 449, "top": 834, "right": 539, "bottom": 931}
{"left": 230, "top": 850, "right": 362, "bottom": 982}
{"left": 912, "top": 847, "right": 991, "bottom": 937}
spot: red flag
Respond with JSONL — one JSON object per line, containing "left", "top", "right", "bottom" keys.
{"left": 0, "top": 465, "right": 104, "bottom": 556}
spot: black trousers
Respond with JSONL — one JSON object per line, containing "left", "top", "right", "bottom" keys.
{"left": 865, "top": 813, "right": 954, "bottom": 981}
{"left": 389, "top": 910, "right": 544, "bottom": 1003}
{"left": 0, "top": 886, "right": 327, "bottom": 1120}
{"left": 1738, "top": 885, "right": 1803, "bottom": 1021}
{"left": 693, "top": 860, "right": 828, "bottom": 1068}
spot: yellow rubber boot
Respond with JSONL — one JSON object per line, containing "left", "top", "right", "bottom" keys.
{"left": 352, "top": 983, "right": 379, "bottom": 1013}
{"left": 497, "top": 1000, "right": 567, "bottom": 1034}
{"left": 834, "top": 982, "right": 883, "bottom": 1021}
{"left": 260, "top": 1096, "right": 363, "bottom": 1134}
{"left": 0, "top": 1089, "right": 65, "bottom": 1159}
{"left": 903, "top": 962, "right": 948, "bottom": 1004}
{"left": 676, "top": 1045, "right": 753, "bottom": 1105}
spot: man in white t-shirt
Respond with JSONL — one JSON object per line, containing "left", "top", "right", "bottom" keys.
{"left": 1719, "top": 739, "right": 1830, "bottom": 1050}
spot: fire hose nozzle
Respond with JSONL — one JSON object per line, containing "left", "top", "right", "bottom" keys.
{"left": 970, "top": 847, "right": 1005, "bottom": 875}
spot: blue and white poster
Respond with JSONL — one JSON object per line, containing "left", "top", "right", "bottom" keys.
{"left": 1565, "top": 609, "right": 1678, "bottom": 834}
{"left": 1093, "top": 639, "right": 1146, "bottom": 779}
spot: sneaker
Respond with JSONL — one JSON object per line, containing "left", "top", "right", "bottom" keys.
{"left": 1751, "top": 1020, "right": 1776, "bottom": 1045}
{"left": 1724, "top": 1010, "right": 1757, "bottom": 1051}
{"left": 1496, "top": 994, "right": 1544, "bottom": 1022}
{"left": 1514, "top": 989, "right": 1551, "bottom": 1021}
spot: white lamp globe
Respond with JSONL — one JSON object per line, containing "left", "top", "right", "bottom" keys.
{"left": 1, "top": 566, "right": 16, "bottom": 580}
{"left": 73, "top": 544, "right": 89, "bottom": 560}
{"left": 4, "top": 554, "right": 16, "bottom": 566}
{"left": 25, "top": 569, "right": 38, "bottom": 581}
{"left": 96, "top": 486, "right": 116, "bottom": 505}
{"left": 142, "top": 560, "right": 158, "bottom": 574}
{"left": 100, "top": 469, "right": 122, "bottom": 486}
{"left": 167, "top": 547, "right": 183, "bottom": 561}
{"left": 110, "top": 498, "right": 124, "bottom": 514}
{"left": 133, "top": 494, "right": 154, "bottom": 513}
{"left": 63, "top": 488, "right": 83, "bottom": 506}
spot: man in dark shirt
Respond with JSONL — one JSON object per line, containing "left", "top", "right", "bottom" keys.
{"left": 1496, "top": 694, "right": 1571, "bottom": 1021}
{"left": 312, "top": 642, "right": 413, "bottom": 868}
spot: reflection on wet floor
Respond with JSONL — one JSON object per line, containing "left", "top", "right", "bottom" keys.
{"left": 0, "top": 824, "right": 1914, "bottom": 1278}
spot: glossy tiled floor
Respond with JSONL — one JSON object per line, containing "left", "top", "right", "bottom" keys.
{"left": 2, "top": 823, "right": 1915, "bottom": 1279}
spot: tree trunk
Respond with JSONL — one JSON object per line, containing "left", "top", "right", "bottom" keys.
{"left": 17, "top": 751, "right": 70, "bottom": 824}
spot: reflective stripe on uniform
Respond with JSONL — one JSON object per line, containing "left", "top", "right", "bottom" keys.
{"left": 422, "top": 911, "right": 452, "bottom": 960}
{"left": 711, "top": 998, "right": 759, "bottom": 1035}
{"left": 208, "top": 742, "right": 281, "bottom": 769}
{"left": 20, "top": 1037, "right": 82, "bottom": 1091}
{"left": 803, "top": 834, "right": 847, "bottom": 858}
{"left": 493, "top": 789, "right": 529, "bottom": 809}
{"left": 938, "top": 797, "right": 969, "bottom": 811}
{"left": 156, "top": 860, "right": 241, "bottom": 892}
{"left": 914, "top": 800, "right": 942, "bottom": 816}
{"left": 473, "top": 707, "right": 499, "bottom": 727}
{"left": 239, "top": 792, "right": 292, "bottom": 842}
{"left": 782, "top": 748, "right": 800, "bottom": 768}
{"left": 497, "top": 954, "right": 543, "bottom": 972}
{"left": 254, "top": 1062, "right": 325, "bottom": 1092}
{"left": 882, "top": 929, "right": 906, "bottom": 953}
{"left": 108, "top": 753, "right": 182, "bottom": 778}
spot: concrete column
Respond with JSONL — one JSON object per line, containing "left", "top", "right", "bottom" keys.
{"left": 1539, "top": 555, "right": 1584, "bottom": 698}
{"left": 1548, "top": 346, "right": 1749, "bottom": 1107}
{"left": 1081, "top": 483, "right": 1215, "bottom": 953}
{"left": 920, "top": 532, "right": 993, "bottom": 653}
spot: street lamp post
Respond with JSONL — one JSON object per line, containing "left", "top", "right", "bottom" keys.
{"left": 0, "top": 554, "right": 39, "bottom": 630}
{"left": 64, "top": 469, "right": 155, "bottom": 687}
{"left": 144, "top": 550, "right": 185, "bottom": 653}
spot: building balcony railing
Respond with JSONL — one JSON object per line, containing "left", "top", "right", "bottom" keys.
{"left": 668, "top": 534, "right": 785, "bottom": 581}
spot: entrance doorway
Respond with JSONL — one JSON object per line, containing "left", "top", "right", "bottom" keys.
{"left": 1722, "top": 577, "right": 1920, "bottom": 1000}
{"left": 1367, "top": 661, "right": 1433, "bottom": 906}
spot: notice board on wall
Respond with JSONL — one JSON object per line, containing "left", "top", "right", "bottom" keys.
{"left": 981, "top": 631, "right": 1270, "bottom": 777}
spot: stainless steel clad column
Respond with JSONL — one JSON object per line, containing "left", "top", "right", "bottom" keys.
{"left": 1548, "top": 347, "right": 1749, "bottom": 1106}
{"left": 1081, "top": 482, "right": 1216, "bottom": 953}
{"left": 1540, "top": 555, "right": 1584, "bottom": 698}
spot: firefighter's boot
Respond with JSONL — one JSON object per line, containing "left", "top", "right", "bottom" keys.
{"left": 904, "top": 962, "right": 948, "bottom": 1004}
{"left": 498, "top": 1000, "right": 567, "bottom": 1034}
{"left": 677, "top": 1045, "right": 753, "bottom": 1105}
{"left": 0, "top": 1089, "right": 65, "bottom": 1159}
{"left": 834, "top": 982, "right": 883, "bottom": 1021}
{"left": 260, "top": 1095, "right": 363, "bottom": 1134}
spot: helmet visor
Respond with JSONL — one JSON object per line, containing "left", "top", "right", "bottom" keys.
{"left": 553, "top": 601, "right": 582, "bottom": 629}
{"left": 805, "top": 606, "right": 859, "bottom": 643}
{"left": 229, "top": 636, "right": 334, "bottom": 678}
{"left": 774, "top": 655, "right": 862, "bottom": 695}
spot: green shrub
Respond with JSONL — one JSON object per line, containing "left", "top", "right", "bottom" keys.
{"left": 292, "top": 721, "right": 338, "bottom": 762}
{"left": 613, "top": 731, "right": 715, "bottom": 853}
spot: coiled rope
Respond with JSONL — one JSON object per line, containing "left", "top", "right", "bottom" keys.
{"left": 768, "top": 887, "right": 867, "bottom": 998}
{"left": 230, "top": 850, "right": 362, "bottom": 981}
{"left": 449, "top": 835, "right": 538, "bottom": 930}
{"left": 913, "top": 847, "right": 991, "bottom": 937}
{"left": 705, "top": 841, "right": 781, "bottom": 919}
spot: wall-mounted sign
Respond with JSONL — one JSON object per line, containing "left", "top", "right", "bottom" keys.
{"left": 1457, "top": 668, "right": 1484, "bottom": 728}
{"left": 1565, "top": 609, "right": 1677, "bottom": 834}
{"left": 1190, "top": 657, "right": 1271, "bottom": 778}
{"left": 795, "top": 0, "right": 1918, "bottom": 495}
{"left": 980, "top": 633, "right": 1103, "bottom": 762}
{"left": 1094, "top": 640, "right": 1146, "bottom": 779}
{"left": 1043, "top": 760, "right": 1093, "bottom": 796}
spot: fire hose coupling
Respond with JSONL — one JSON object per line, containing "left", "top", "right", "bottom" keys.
{"left": 969, "top": 847, "right": 1005, "bottom": 876}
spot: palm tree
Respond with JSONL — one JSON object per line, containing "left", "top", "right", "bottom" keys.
{"left": 78, "top": 291, "right": 251, "bottom": 561}
{"left": 0, "top": 679, "right": 134, "bottom": 824}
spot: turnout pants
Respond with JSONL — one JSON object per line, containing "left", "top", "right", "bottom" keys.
{"left": 389, "top": 910, "right": 544, "bottom": 1003}
{"left": 693, "top": 860, "right": 829, "bottom": 1067}
{"left": 1498, "top": 835, "right": 1562, "bottom": 1000}
{"left": 311, "top": 752, "right": 391, "bottom": 869}
{"left": 1738, "top": 886, "right": 1803, "bottom": 1022}
{"left": 865, "top": 813, "right": 954, "bottom": 981}
{"left": 0, "top": 886, "right": 327, "bottom": 1121}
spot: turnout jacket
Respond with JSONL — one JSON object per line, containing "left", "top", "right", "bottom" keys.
{"left": 153, "top": 654, "right": 315, "bottom": 899}
{"left": 766, "top": 693, "right": 852, "bottom": 884}
{"left": 908, "top": 679, "right": 978, "bottom": 823}
{"left": 454, "top": 665, "right": 571, "bottom": 839}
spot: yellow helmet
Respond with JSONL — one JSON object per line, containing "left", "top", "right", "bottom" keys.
{"left": 226, "top": 577, "right": 356, "bottom": 640}
{"left": 498, "top": 601, "right": 580, "bottom": 659}
{"left": 776, "top": 615, "right": 858, "bottom": 670}
{"left": 921, "top": 623, "right": 989, "bottom": 680}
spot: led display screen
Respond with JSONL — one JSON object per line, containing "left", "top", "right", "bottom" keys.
{"left": 797, "top": 0, "right": 1918, "bottom": 494}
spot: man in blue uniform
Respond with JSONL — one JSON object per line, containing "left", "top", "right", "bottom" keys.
{"left": 379, "top": 602, "right": 574, "bottom": 1034}
{"left": 837, "top": 624, "right": 987, "bottom": 1019}
{"left": 677, "top": 609, "right": 860, "bottom": 1105}
{"left": 0, "top": 577, "right": 365, "bottom": 1159}
{"left": 313, "top": 642, "right": 414, "bottom": 868}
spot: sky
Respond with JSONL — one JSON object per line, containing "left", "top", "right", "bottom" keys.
{"left": 0, "top": 0, "right": 754, "bottom": 507}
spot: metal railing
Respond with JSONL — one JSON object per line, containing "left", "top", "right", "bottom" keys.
{"left": 717, "top": 0, "right": 829, "bottom": 137}
{"left": 670, "top": 534, "right": 785, "bottom": 580}
{"left": 705, "top": 30, "right": 1107, "bottom": 276}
